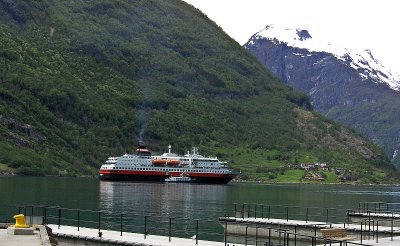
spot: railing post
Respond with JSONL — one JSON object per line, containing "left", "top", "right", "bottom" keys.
{"left": 391, "top": 215, "right": 393, "bottom": 241}
{"left": 58, "top": 208, "right": 61, "bottom": 229}
{"left": 286, "top": 207, "right": 289, "bottom": 222}
{"left": 245, "top": 226, "right": 248, "bottom": 246}
{"left": 247, "top": 204, "right": 250, "bottom": 218}
{"left": 268, "top": 205, "right": 271, "bottom": 220}
{"left": 326, "top": 208, "right": 329, "bottom": 223}
{"left": 255, "top": 226, "right": 258, "bottom": 246}
{"left": 77, "top": 210, "right": 80, "bottom": 231}
{"left": 144, "top": 216, "right": 147, "bottom": 239}
{"left": 242, "top": 204, "right": 245, "bottom": 219}
{"left": 376, "top": 220, "right": 378, "bottom": 243}
{"left": 295, "top": 226, "right": 297, "bottom": 246}
{"left": 31, "top": 206, "right": 34, "bottom": 225}
{"left": 44, "top": 207, "right": 47, "bottom": 225}
{"left": 195, "top": 219, "right": 199, "bottom": 245}
{"left": 168, "top": 217, "right": 172, "bottom": 242}
{"left": 18, "top": 206, "right": 21, "bottom": 214}
{"left": 98, "top": 212, "right": 101, "bottom": 237}
{"left": 234, "top": 203, "right": 237, "bottom": 218}
{"left": 41, "top": 206, "right": 45, "bottom": 225}
{"left": 360, "top": 221, "right": 363, "bottom": 243}
{"left": 224, "top": 220, "right": 227, "bottom": 246}
{"left": 314, "top": 224, "right": 317, "bottom": 237}
{"left": 255, "top": 204, "right": 257, "bottom": 219}
{"left": 268, "top": 227, "right": 271, "bottom": 246}
{"left": 120, "top": 214, "right": 123, "bottom": 236}
{"left": 306, "top": 208, "right": 309, "bottom": 223}
{"left": 261, "top": 205, "right": 264, "bottom": 219}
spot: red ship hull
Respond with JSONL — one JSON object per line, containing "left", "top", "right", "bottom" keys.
{"left": 99, "top": 170, "right": 236, "bottom": 184}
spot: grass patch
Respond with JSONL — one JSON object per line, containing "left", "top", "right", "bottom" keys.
{"left": 276, "top": 169, "right": 304, "bottom": 183}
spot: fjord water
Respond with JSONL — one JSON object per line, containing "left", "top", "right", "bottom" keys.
{"left": 1, "top": 176, "right": 400, "bottom": 241}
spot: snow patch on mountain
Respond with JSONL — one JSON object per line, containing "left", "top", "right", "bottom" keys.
{"left": 249, "top": 24, "right": 400, "bottom": 91}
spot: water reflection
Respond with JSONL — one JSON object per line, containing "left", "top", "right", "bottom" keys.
{"left": 98, "top": 181, "right": 229, "bottom": 238}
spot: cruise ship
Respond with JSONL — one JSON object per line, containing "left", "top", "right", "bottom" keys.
{"left": 99, "top": 144, "right": 238, "bottom": 184}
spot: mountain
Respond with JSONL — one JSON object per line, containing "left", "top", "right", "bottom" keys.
{"left": 0, "top": 1, "right": 395, "bottom": 183}
{"left": 245, "top": 25, "right": 400, "bottom": 167}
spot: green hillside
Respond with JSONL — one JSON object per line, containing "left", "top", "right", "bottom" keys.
{"left": 0, "top": 0, "right": 396, "bottom": 183}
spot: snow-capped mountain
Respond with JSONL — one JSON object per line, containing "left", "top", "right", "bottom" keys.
{"left": 245, "top": 24, "right": 400, "bottom": 166}
{"left": 247, "top": 25, "right": 400, "bottom": 91}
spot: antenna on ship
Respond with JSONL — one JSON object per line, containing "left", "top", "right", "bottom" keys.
{"left": 168, "top": 144, "right": 172, "bottom": 154}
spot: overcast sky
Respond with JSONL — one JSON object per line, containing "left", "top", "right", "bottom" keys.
{"left": 182, "top": 0, "right": 400, "bottom": 75}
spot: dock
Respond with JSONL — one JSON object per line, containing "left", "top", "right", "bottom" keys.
{"left": 0, "top": 224, "right": 51, "bottom": 246}
{"left": 47, "top": 224, "right": 243, "bottom": 246}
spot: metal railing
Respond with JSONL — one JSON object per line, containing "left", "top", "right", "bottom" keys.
{"left": 17, "top": 204, "right": 223, "bottom": 244}
{"left": 231, "top": 203, "right": 349, "bottom": 223}
{"left": 225, "top": 203, "right": 400, "bottom": 245}
{"left": 222, "top": 221, "right": 375, "bottom": 246}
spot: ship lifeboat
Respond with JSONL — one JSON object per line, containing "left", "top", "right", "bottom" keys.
{"left": 167, "top": 160, "right": 180, "bottom": 166}
{"left": 152, "top": 159, "right": 167, "bottom": 165}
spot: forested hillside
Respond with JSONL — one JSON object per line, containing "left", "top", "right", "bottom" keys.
{"left": 0, "top": 0, "right": 395, "bottom": 183}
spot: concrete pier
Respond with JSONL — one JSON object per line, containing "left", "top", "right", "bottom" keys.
{"left": 0, "top": 224, "right": 51, "bottom": 246}
{"left": 348, "top": 211, "right": 400, "bottom": 227}
{"left": 47, "top": 224, "right": 245, "bottom": 246}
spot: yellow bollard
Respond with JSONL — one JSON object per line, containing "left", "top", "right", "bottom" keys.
{"left": 13, "top": 214, "right": 29, "bottom": 228}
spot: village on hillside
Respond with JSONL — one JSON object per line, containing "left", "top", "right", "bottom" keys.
{"left": 288, "top": 162, "right": 359, "bottom": 182}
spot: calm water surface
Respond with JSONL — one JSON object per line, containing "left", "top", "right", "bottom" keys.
{"left": 1, "top": 176, "right": 400, "bottom": 241}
